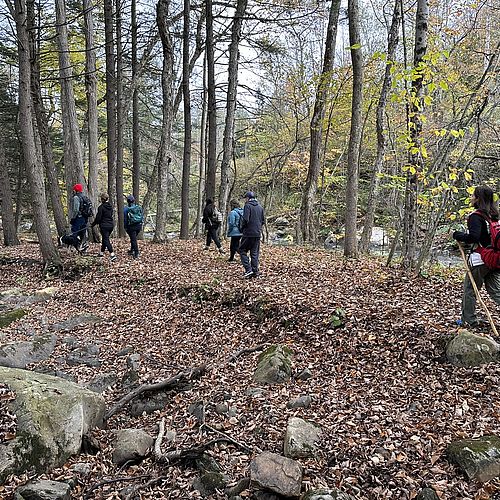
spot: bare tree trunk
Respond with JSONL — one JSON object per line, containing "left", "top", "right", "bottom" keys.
{"left": 27, "top": 0, "right": 65, "bottom": 235}
{"left": 218, "top": 0, "right": 248, "bottom": 220}
{"left": 10, "top": 0, "right": 62, "bottom": 271}
{"left": 84, "top": 0, "right": 99, "bottom": 211}
{"left": 0, "top": 138, "right": 20, "bottom": 245}
{"left": 104, "top": 0, "right": 117, "bottom": 223}
{"left": 205, "top": 0, "right": 217, "bottom": 202}
{"left": 180, "top": 0, "right": 192, "bottom": 239}
{"left": 55, "top": 0, "right": 85, "bottom": 198}
{"left": 300, "top": 0, "right": 341, "bottom": 243}
{"left": 195, "top": 60, "right": 207, "bottom": 238}
{"left": 402, "top": 0, "right": 429, "bottom": 270}
{"left": 154, "top": 0, "right": 174, "bottom": 243}
{"left": 360, "top": 0, "right": 401, "bottom": 252}
{"left": 131, "top": 0, "right": 140, "bottom": 203}
{"left": 344, "top": 0, "right": 363, "bottom": 258}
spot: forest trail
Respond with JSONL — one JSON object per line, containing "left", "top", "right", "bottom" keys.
{"left": 1, "top": 240, "right": 500, "bottom": 499}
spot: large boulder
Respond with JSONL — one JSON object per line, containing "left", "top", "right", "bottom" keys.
{"left": 0, "top": 333, "right": 57, "bottom": 368}
{"left": 250, "top": 451, "right": 302, "bottom": 497}
{"left": 447, "top": 435, "right": 500, "bottom": 482}
{"left": 15, "top": 479, "right": 70, "bottom": 500}
{"left": 0, "top": 367, "right": 106, "bottom": 483}
{"left": 284, "top": 417, "right": 321, "bottom": 459}
{"left": 445, "top": 330, "right": 499, "bottom": 366}
{"left": 253, "top": 345, "right": 293, "bottom": 385}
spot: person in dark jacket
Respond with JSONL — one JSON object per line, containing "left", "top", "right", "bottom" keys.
{"left": 202, "top": 198, "right": 225, "bottom": 254}
{"left": 453, "top": 185, "right": 500, "bottom": 327}
{"left": 124, "top": 194, "right": 143, "bottom": 259}
{"left": 91, "top": 193, "right": 116, "bottom": 261}
{"left": 227, "top": 200, "right": 243, "bottom": 262}
{"left": 58, "top": 183, "right": 88, "bottom": 252}
{"left": 239, "top": 191, "right": 265, "bottom": 278}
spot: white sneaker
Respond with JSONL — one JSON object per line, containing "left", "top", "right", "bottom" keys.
{"left": 243, "top": 270, "right": 254, "bottom": 279}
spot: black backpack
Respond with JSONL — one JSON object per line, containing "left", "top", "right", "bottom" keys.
{"left": 78, "top": 194, "right": 93, "bottom": 219}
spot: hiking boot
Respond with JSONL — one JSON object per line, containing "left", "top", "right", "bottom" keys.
{"left": 57, "top": 235, "right": 64, "bottom": 248}
{"left": 243, "top": 270, "right": 254, "bottom": 279}
{"left": 203, "top": 246, "right": 210, "bottom": 251}
{"left": 133, "top": 252, "right": 139, "bottom": 259}
{"left": 110, "top": 253, "right": 117, "bottom": 262}
{"left": 78, "top": 242, "right": 89, "bottom": 253}
{"left": 127, "top": 249, "right": 134, "bottom": 255}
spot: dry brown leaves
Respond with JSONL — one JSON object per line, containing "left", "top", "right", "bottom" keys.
{"left": 0, "top": 239, "right": 500, "bottom": 499}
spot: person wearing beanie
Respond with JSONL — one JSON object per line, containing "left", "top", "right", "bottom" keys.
{"left": 91, "top": 193, "right": 116, "bottom": 261}
{"left": 201, "top": 198, "right": 225, "bottom": 254}
{"left": 239, "top": 191, "right": 265, "bottom": 278}
{"left": 124, "top": 194, "right": 143, "bottom": 259}
{"left": 68, "top": 183, "right": 89, "bottom": 252}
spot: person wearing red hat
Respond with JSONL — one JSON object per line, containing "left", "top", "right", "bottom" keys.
{"left": 69, "top": 183, "right": 89, "bottom": 252}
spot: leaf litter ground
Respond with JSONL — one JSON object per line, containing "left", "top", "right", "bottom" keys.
{"left": 1, "top": 240, "right": 500, "bottom": 499}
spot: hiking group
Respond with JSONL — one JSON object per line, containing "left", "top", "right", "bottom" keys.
{"left": 59, "top": 185, "right": 143, "bottom": 261}
{"left": 203, "top": 191, "right": 265, "bottom": 279}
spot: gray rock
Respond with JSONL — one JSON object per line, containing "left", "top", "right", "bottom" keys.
{"left": 287, "top": 395, "right": 312, "bottom": 409}
{"left": 188, "top": 401, "right": 205, "bottom": 423}
{"left": 225, "top": 478, "right": 250, "bottom": 497}
{"left": 15, "top": 479, "right": 70, "bottom": 500}
{"left": 50, "top": 314, "right": 102, "bottom": 332}
{"left": 447, "top": 435, "right": 500, "bottom": 482}
{"left": 193, "top": 472, "right": 226, "bottom": 497}
{"left": 112, "top": 429, "right": 154, "bottom": 466}
{"left": 253, "top": 492, "right": 282, "bottom": 500}
{"left": 117, "top": 347, "right": 134, "bottom": 357}
{"left": 215, "top": 402, "right": 229, "bottom": 414}
{"left": 301, "top": 489, "right": 354, "bottom": 500}
{"left": 196, "top": 453, "right": 222, "bottom": 474}
{"left": 284, "top": 417, "right": 321, "bottom": 459}
{"left": 446, "top": 330, "right": 499, "bottom": 366}
{"left": 296, "top": 368, "right": 312, "bottom": 381}
{"left": 126, "top": 353, "right": 141, "bottom": 370}
{"left": 0, "top": 308, "right": 27, "bottom": 328}
{"left": 415, "top": 488, "right": 439, "bottom": 500}
{"left": 85, "top": 372, "right": 118, "bottom": 393}
{"left": 250, "top": 451, "right": 302, "bottom": 497}
{"left": 0, "top": 333, "right": 57, "bottom": 368}
{"left": 253, "top": 345, "right": 293, "bottom": 385}
{"left": 246, "top": 387, "right": 265, "bottom": 397}
{"left": 70, "top": 462, "right": 92, "bottom": 475}
{"left": 0, "top": 288, "right": 23, "bottom": 300}
{"left": 0, "top": 367, "right": 105, "bottom": 483}
{"left": 66, "top": 344, "right": 100, "bottom": 367}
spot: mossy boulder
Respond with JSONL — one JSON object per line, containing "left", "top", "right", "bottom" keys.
{"left": 445, "top": 329, "right": 499, "bottom": 366}
{"left": 0, "top": 308, "right": 26, "bottom": 328}
{"left": 0, "top": 333, "right": 57, "bottom": 368}
{"left": 447, "top": 435, "right": 500, "bottom": 482}
{"left": 0, "top": 367, "right": 106, "bottom": 484}
{"left": 284, "top": 417, "right": 321, "bottom": 459}
{"left": 253, "top": 345, "right": 293, "bottom": 385}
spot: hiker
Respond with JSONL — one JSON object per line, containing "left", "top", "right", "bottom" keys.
{"left": 227, "top": 199, "right": 243, "bottom": 262}
{"left": 202, "top": 198, "right": 225, "bottom": 254}
{"left": 124, "top": 195, "right": 143, "bottom": 259}
{"left": 59, "top": 183, "right": 90, "bottom": 252}
{"left": 239, "top": 191, "right": 265, "bottom": 278}
{"left": 91, "top": 193, "right": 116, "bottom": 261}
{"left": 453, "top": 185, "right": 500, "bottom": 328}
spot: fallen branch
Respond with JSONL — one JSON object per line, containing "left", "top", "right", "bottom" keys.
{"left": 201, "top": 423, "right": 262, "bottom": 454}
{"left": 125, "top": 475, "right": 169, "bottom": 500}
{"left": 227, "top": 344, "right": 266, "bottom": 363}
{"left": 84, "top": 475, "right": 151, "bottom": 499}
{"left": 154, "top": 438, "right": 227, "bottom": 464}
{"left": 153, "top": 417, "right": 166, "bottom": 461}
{"left": 105, "top": 365, "right": 207, "bottom": 420}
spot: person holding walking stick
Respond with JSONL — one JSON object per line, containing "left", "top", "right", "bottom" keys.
{"left": 453, "top": 185, "right": 500, "bottom": 332}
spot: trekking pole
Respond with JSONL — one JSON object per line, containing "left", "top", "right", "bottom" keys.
{"left": 458, "top": 243, "right": 499, "bottom": 336}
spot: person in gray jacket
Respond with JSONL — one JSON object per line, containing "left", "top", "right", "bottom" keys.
{"left": 239, "top": 191, "right": 265, "bottom": 278}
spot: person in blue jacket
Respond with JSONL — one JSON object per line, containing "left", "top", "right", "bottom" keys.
{"left": 239, "top": 191, "right": 265, "bottom": 278}
{"left": 124, "top": 194, "right": 143, "bottom": 259}
{"left": 227, "top": 200, "right": 243, "bottom": 262}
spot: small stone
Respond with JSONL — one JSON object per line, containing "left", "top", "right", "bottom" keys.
{"left": 287, "top": 395, "right": 313, "bottom": 409}
{"left": 70, "top": 462, "right": 92, "bottom": 475}
{"left": 215, "top": 403, "right": 229, "bottom": 415}
{"left": 16, "top": 479, "right": 71, "bottom": 500}
{"left": 296, "top": 368, "right": 313, "bottom": 381}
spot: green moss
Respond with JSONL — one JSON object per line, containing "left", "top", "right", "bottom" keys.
{"left": 0, "top": 308, "right": 26, "bottom": 328}
{"left": 12, "top": 431, "right": 51, "bottom": 474}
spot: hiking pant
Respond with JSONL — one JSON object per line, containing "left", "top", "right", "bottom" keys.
{"left": 239, "top": 236, "right": 261, "bottom": 275}
{"left": 206, "top": 224, "right": 222, "bottom": 249}
{"left": 99, "top": 224, "right": 114, "bottom": 254}
{"left": 127, "top": 223, "right": 142, "bottom": 256}
{"left": 229, "top": 236, "right": 241, "bottom": 260}
{"left": 71, "top": 216, "right": 87, "bottom": 247}
{"left": 462, "top": 264, "right": 500, "bottom": 325}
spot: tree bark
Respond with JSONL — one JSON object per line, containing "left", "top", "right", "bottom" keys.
{"left": 154, "top": 0, "right": 174, "bottom": 243}
{"left": 27, "top": 0, "right": 66, "bottom": 235}
{"left": 402, "top": 0, "right": 429, "bottom": 270}
{"left": 0, "top": 137, "right": 20, "bottom": 245}
{"left": 359, "top": 0, "right": 401, "bottom": 252}
{"left": 300, "top": 0, "right": 341, "bottom": 243}
{"left": 10, "top": 0, "right": 62, "bottom": 271}
{"left": 205, "top": 0, "right": 217, "bottom": 202}
{"left": 180, "top": 0, "right": 192, "bottom": 239}
{"left": 218, "top": 0, "right": 248, "bottom": 220}
{"left": 131, "top": 0, "right": 140, "bottom": 203}
{"left": 55, "top": 0, "right": 85, "bottom": 200}
{"left": 344, "top": 0, "right": 364, "bottom": 258}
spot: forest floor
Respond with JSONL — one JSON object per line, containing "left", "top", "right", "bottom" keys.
{"left": 1, "top": 239, "right": 500, "bottom": 500}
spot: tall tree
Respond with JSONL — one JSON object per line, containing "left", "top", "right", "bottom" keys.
{"left": 402, "top": 0, "right": 429, "bottom": 270}
{"left": 180, "top": 0, "right": 192, "bottom": 239}
{"left": 344, "top": 0, "right": 364, "bottom": 258}
{"left": 218, "top": 0, "right": 248, "bottom": 219}
{"left": 300, "top": 0, "right": 341, "bottom": 243}
{"left": 0, "top": 137, "right": 20, "bottom": 245}
{"left": 9, "top": 0, "right": 62, "bottom": 272}
{"left": 54, "top": 0, "right": 85, "bottom": 198}
{"left": 205, "top": 0, "right": 217, "bottom": 202}
{"left": 131, "top": 0, "right": 140, "bottom": 203}
{"left": 360, "top": 0, "right": 401, "bottom": 252}
{"left": 154, "top": 0, "right": 174, "bottom": 242}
